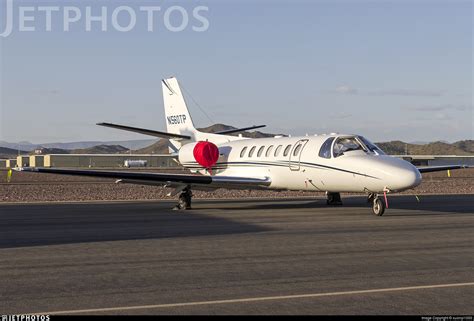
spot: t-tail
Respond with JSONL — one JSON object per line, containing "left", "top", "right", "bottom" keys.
{"left": 162, "top": 77, "right": 256, "bottom": 152}
{"left": 161, "top": 77, "right": 197, "bottom": 152}
{"left": 97, "top": 76, "right": 265, "bottom": 153}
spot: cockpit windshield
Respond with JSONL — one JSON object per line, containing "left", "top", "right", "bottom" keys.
{"left": 333, "top": 137, "right": 364, "bottom": 158}
{"left": 357, "top": 136, "right": 386, "bottom": 155}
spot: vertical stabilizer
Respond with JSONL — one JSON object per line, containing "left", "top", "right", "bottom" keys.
{"left": 161, "top": 77, "right": 244, "bottom": 152}
{"left": 162, "top": 77, "right": 196, "bottom": 135}
{"left": 162, "top": 77, "right": 196, "bottom": 152}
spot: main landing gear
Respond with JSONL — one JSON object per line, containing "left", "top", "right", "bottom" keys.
{"left": 173, "top": 186, "right": 193, "bottom": 210}
{"left": 326, "top": 192, "right": 343, "bottom": 206}
{"left": 368, "top": 193, "right": 385, "bottom": 216}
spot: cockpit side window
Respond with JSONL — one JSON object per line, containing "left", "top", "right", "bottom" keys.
{"left": 358, "top": 136, "right": 386, "bottom": 155}
{"left": 333, "top": 137, "right": 364, "bottom": 158}
{"left": 318, "top": 137, "right": 335, "bottom": 159}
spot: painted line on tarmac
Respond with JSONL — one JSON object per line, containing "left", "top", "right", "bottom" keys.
{"left": 32, "top": 281, "right": 474, "bottom": 315}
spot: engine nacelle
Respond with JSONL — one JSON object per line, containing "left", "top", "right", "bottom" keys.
{"left": 178, "top": 141, "right": 219, "bottom": 170}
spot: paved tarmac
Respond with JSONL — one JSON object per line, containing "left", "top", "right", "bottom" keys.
{"left": 0, "top": 195, "right": 473, "bottom": 315}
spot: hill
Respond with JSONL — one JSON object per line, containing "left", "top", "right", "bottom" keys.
{"left": 72, "top": 145, "right": 130, "bottom": 154}
{"left": 134, "top": 123, "right": 473, "bottom": 156}
{"left": 134, "top": 140, "right": 167, "bottom": 154}
{"left": 4, "top": 125, "right": 473, "bottom": 157}
{"left": 376, "top": 140, "right": 473, "bottom": 155}
{"left": 134, "top": 124, "right": 278, "bottom": 154}
{"left": 0, "top": 147, "right": 27, "bottom": 159}
{"left": 198, "top": 124, "right": 276, "bottom": 138}
{"left": 134, "top": 124, "right": 474, "bottom": 155}
{"left": 29, "top": 147, "right": 70, "bottom": 155}
{"left": 452, "top": 140, "right": 474, "bottom": 154}
{"left": 0, "top": 139, "right": 155, "bottom": 151}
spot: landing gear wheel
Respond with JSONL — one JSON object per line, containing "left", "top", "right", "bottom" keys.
{"left": 173, "top": 187, "right": 193, "bottom": 210}
{"left": 372, "top": 197, "right": 385, "bottom": 216}
{"left": 326, "top": 192, "right": 343, "bottom": 206}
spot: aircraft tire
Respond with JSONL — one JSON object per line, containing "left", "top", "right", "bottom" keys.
{"left": 372, "top": 197, "right": 385, "bottom": 216}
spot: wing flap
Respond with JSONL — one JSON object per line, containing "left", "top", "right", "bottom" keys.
{"left": 16, "top": 167, "right": 271, "bottom": 189}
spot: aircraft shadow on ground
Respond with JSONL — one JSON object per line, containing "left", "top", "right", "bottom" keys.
{"left": 195, "top": 195, "right": 474, "bottom": 215}
{"left": 1, "top": 195, "right": 472, "bottom": 249}
{"left": 0, "top": 203, "right": 271, "bottom": 249}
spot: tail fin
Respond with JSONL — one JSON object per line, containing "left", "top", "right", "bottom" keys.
{"left": 161, "top": 77, "right": 245, "bottom": 152}
{"left": 162, "top": 77, "right": 196, "bottom": 136}
{"left": 162, "top": 77, "right": 198, "bottom": 152}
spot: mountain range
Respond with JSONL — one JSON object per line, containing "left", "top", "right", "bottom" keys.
{"left": 0, "top": 139, "right": 156, "bottom": 152}
{"left": 1, "top": 124, "right": 472, "bottom": 158}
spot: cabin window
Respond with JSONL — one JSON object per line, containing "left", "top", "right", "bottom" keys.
{"left": 293, "top": 144, "right": 303, "bottom": 157}
{"left": 257, "top": 146, "right": 265, "bottom": 157}
{"left": 283, "top": 145, "right": 292, "bottom": 157}
{"left": 274, "top": 145, "right": 283, "bottom": 157}
{"left": 248, "top": 146, "right": 256, "bottom": 157}
{"left": 240, "top": 147, "right": 248, "bottom": 158}
{"left": 319, "top": 137, "right": 335, "bottom": 159}
{"left": 265, "top": 145, "right": 274, "bottom": 157}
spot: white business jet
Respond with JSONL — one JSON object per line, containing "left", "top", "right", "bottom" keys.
{"left": 17, "top": 77, "right": 468, "bottom": 215}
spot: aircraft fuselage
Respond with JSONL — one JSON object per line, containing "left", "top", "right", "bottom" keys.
{"left": 180, "top": 134, "right": 422, "bottom": 194}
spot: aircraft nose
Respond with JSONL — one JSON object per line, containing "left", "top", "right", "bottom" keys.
{"left": 395, "top": 167, "right": 421, "bottom": 190}
{"left": 386, "top": 161, "right": 422, "bottom": 191}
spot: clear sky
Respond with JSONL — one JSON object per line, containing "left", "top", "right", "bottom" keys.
{"left": 0, "top": 0, "right": 472, "bottom": 143}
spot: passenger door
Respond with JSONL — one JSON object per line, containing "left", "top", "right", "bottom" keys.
{"left": 289, "top": 139, "right": 309, "bottom": 171}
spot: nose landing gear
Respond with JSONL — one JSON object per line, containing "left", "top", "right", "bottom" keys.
{"left": 368, "top": 193, "right": 385, "bottom": 216}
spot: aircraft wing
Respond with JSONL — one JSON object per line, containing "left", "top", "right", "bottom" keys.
{"left": 417, "top": 165, "right": 470, "bottom": 173}
{"left": 15, "top": 167, "right": 271, "bottom": 190}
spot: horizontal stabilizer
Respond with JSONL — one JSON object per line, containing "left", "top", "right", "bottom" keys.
{"left": 97, "top": 122, "right": 191, "bottom": 140}
{"left": 215, "top": 125, "right": 266, "bottom": 135}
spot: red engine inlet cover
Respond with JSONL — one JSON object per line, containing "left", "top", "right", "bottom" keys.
{"left": 193, "top": 141, "right": 219, "bottom": 169}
